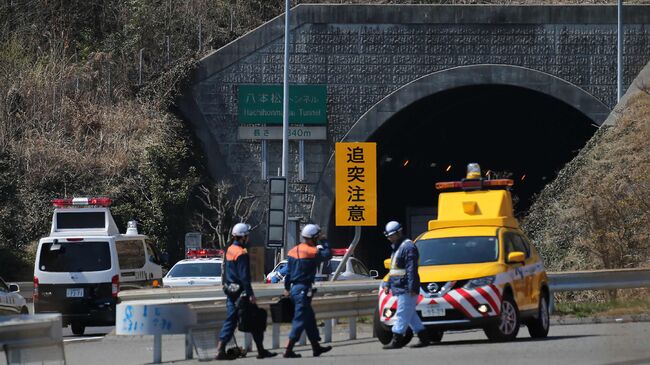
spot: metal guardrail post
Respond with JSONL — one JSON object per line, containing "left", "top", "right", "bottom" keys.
{"left": 244, "top": 333, "right": 253, "bottom": 351}
{"left": 272, "top": 324, "right": 280, "bottom": 349}
{"left": 349, "top": 317, "right": 357, "bottom": 340}
{"left": 153, "top": 333, "right": 162, "bottom": 363}
{"left": 324, "top": 319, "right": 332, "bottom": 342}
{"left": 549, "top": 293, "right": 555, "bottom": 314}
{"left": 185, "top": 333, "right": 193, "bottom": 359}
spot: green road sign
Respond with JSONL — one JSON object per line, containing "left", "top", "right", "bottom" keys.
{"left": 238, "top": 84, "right": 327, "bottom": 125}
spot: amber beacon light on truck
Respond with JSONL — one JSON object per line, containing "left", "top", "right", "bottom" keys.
{"left": 435, "top": 163, "right": 514, "bottom": 192}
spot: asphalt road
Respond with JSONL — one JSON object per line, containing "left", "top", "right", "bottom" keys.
{"left": 62, "top": 321, "right": 650, "bottom": 365}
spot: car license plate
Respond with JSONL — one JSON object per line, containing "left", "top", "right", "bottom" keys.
{"left": 66, "top": 288, "right": 84, "bottom": 298}
{"left": 421, "top": 305, "right": 445, "bottom": 317}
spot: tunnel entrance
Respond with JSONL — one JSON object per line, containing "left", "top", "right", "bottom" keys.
{"left": 328, "top": 84, "right": 597, "bottom": 274}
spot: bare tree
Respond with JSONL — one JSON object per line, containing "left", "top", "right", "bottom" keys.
{"left": 194, "top": 178, "right": 264, "bottom": 249}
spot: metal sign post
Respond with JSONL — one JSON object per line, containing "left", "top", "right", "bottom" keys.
{"left": 331, "top": 142, "right": 377, "bottom": 281}
{"left": 281, "top": 0, "right": 290, "bottom": 265}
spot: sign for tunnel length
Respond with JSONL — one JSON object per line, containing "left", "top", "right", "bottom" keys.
{"left": 335, "top": 142, "right": 377, "bottom": 226}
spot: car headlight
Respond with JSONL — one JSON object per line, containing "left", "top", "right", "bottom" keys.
{"left": 463, "top": 275, "right": 495, "bottom": 289}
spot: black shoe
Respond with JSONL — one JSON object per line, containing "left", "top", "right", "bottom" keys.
{"left": 283, "top": 350, "right": 302, "bottom": 358}
{"left": 216, "top": 351, "right": 230, "bottom": 360}
{"left": 409, "top": 331, "right": 431, "bottom": 348}
{"left": 312, "top": 345, "right": 332, "bottom": 357}
{"left": 256, "top": 350, "right": 277, "bottom": 359}
{"left": 382, "top": 333, "right": 405, "bottom": 350}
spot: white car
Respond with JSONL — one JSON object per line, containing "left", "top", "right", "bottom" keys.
{"left": 0, "top": 277, "right": 28, "bottom": 315}
{"left": 162, "top": 258, "right": 222, "bottom": 288}
{"left": 265, "top": 249, "right": 378, "bottom": 283}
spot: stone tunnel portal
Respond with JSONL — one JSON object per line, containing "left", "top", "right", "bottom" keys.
{"left": 328, "top": 84, "right": 597, "bottom": 275}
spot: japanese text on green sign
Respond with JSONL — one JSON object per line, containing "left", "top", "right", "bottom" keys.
{"left": 238, "top": 84, "right": 327, "bottom": 125}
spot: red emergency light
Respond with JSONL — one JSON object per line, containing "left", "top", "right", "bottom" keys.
{"left": 52, "top": 197, "right": 112, "bottom": 208}
{"left": 331, "top": 248, "right": 349, "bottom": 256}
{"left": 186, "top": 249, "right": 223, "bottom": 258}
{"left": 435, "top": 179, "right": 514, "bottom": 191}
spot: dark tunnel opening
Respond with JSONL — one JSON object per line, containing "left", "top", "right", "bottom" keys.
{"left": 328, "top": 84, "right": 598, "bottom": 275}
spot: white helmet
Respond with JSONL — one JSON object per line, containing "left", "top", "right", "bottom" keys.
{"left": 384, "top": 221, "right": 402, "bottom": 237}
{"left": 301, "top": 224, "right": 321, "bottom": 239}
{"left": 232, "top": 223, "right": 251, "bottom": 237}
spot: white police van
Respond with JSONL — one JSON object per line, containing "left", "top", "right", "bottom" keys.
{"left": 33, "top": 197, "right": 163, "bottom": 335}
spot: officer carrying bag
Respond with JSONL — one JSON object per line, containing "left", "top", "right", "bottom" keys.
{"left": 237, "top": 297, "right": 268, "bottom": 333}
{"left": 270, "top": 296, "right": 294, "bottom": 323}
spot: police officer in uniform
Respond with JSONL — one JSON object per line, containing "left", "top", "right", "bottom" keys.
{"left": 382, "top": 221, "right": 430, "bottom": 349}
{"left": 282, "top": 224, "right": 333, "bottom": 358}
{"left": 216, "top": 223, "right": 277, "bottom": 360}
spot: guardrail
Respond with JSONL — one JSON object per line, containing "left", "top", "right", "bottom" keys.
{"left": 0, "top": 314, "right": 65, "bottom": 365}
{"left": 13, "top": 268, "right": 647, "bottom": 363}
{"left": 115, "top": 285, "right": 378, "bottom": 363}
{"left": 188, "top": 293, "right": 376, "bottom": 361}
{"left": 548, "top": 268, "right": 650, "bottom": 291}
{"left": 117, "top": 280, "right": 381, "bottom": 301}
{"left": 115, "top": 268, "right": 650, "bottom": 304}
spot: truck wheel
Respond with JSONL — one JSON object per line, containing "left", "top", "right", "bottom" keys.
{"left": 373, "top": 307, "right": 392, "bottom": 345}
{"left": 20, "top": 307, "right": 29, "bottom": 314}
{"left": 71, "top": 322, "right": 86, "bottom": 336}
{"left": 484, "top": 293, "right": 519, "bottom": 342}
{"left": 526, "top": 293, "right": 550, "bottom": 338}
{"left": 373, "top": 307, "right": 413, "bottom": 345}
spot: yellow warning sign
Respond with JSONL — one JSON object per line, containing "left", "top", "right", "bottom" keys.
{"left": 335, "top": 142, "right": 377, "bottom": 226}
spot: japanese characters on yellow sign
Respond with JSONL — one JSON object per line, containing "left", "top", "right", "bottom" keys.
{"left": 335, "top": 142, "right": 377, "bottom": 226}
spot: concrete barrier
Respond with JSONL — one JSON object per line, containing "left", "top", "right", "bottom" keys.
{"left": 0, "top": 314, "right": 65, "bottom": 365}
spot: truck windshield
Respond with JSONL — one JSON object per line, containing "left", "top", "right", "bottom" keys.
{"left": 417, "top": 236, "right": 499, "bottom": 266}
{"left": 38, "top": 241, "right": 111, "bottom": 272}
{"left": 167, "top": 262, "right": 221, "bottom": 278}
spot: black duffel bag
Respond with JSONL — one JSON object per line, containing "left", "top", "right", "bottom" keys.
{"left": 237, "top": 298, "right": 268, "bottom": 333}
{"left": 270, "top": 296, "right": 294, "bottom": 323}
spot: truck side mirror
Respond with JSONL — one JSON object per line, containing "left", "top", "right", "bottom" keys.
{"left": 161, "top": 251, "right": 170, "bottom": 266}
{"left": 8, "top": 284, "right": 19, "bottom": 293}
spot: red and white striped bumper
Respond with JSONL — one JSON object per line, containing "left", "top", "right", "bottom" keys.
{"left": 378, "top": 284, "right": 502, "bottom": 326}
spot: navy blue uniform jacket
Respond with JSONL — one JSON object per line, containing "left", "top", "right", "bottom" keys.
{"left": 224, "top": 241, "right": 254, "bottom": 297}
{"left": 284, "top": 242, "right": 332, "bottom": 291}
{"left": 386, "top": 239, "right": 420, "bottom": 295}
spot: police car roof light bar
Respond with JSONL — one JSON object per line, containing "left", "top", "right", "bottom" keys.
{"left": 52, "top": 197, "right": 112, "bottom": 208}
{"left": 331, "top": 248, "right": 349, "bottom": 256}
{"left": 186, "top": 248, "right": 223, "bottom": 258}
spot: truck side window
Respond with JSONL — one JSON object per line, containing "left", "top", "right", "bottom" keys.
{"left": 117, "top": 240, "right": 146, "bottom": 269}
{"left": 514, "top": 235, "right": 531, "bottom": 258}
{"left": 352, "top": 259, "right": 369, "bottom": 275}
{"left": 145, "top": 240, "right": 161, "bottom": 265}
{"left": 503, "top": 233, "right": 517, "bottom": 255}
{"left": 504, "top": 232, "right": 527, "bottom": 257}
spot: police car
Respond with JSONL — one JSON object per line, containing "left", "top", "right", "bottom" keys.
{"left": 265, "top": 249, "right": 378, "bottom": 283}
{"left": 0, "top": 277, "right": 28, "bottom": 315}
{"left": 162, "top": 249, "right": 223, "bottom": 288}
{"left": 34, "top": 197, "right": 164, "bottom": 335}
{"left": 375, "top": 164, "right": 550, "bottom": 344}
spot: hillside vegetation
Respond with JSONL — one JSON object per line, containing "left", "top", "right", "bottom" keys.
{"left": 0, "top": 1, "right": 648, "bottom": 280}
{"left": 0, "top": 0, "right": 284, "bottom": 279}
{"left": 522, "top": 83, "right": 650, "bottom": 273}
